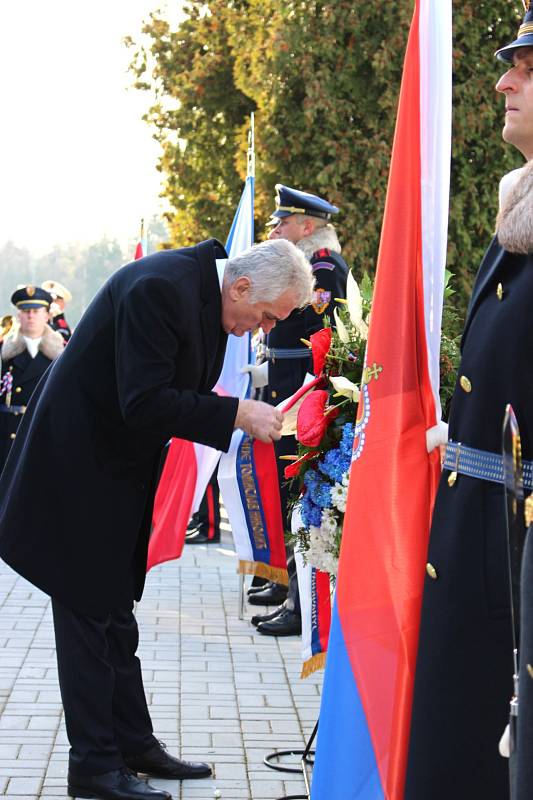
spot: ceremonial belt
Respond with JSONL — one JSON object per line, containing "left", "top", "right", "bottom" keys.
{"left": 263, "top": 347, "right": 311, "bottom": 361}
{"left": 0, "top": 405, "right": 26, "bottom": 415}
{"left": 443, "top": 440, "right": 533, "bottom": 491}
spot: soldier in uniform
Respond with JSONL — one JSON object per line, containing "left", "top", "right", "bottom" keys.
{"left": 406, "top": 8, "right": 533, "bottom": 799}
{"left": 245, "top": 185, "right": 348, "bottom": 636}
{"left": 0, "top": 286, "right": 64, "bottom": 473}
{"left": 186, "top": 466, "right": 221, "bottom": 545}
{"left": 42, "top": 280, "right": 73, "bottom": 343}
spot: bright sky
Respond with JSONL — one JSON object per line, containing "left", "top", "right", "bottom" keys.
{"left": 0, "top": 1, "right": 183, "bottom": 256}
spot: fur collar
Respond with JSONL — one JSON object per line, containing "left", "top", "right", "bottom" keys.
{"left": 496, "top": 160, "right": 533, "bottom": 254}
{"left": 1, "top": 325, "right": 64, "bottom": 362}
{"left": 297, "top": 225, "right": 342, "bottom": 259}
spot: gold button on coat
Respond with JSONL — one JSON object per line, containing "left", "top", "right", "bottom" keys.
{"left": 459, "top": 375, "right": 472, "bottom": 393}
{"left": 527, "top": 664, "right": 533, "bottom": 680}
{"left": 496, "top": 283, "right": 503, "bottom": 301}
{"left": 15, "top": 387, "right": 21, "bottom": 394}
{"left": 426, "top": 563, "right": 438, "bottom": 580}
{"left": 271, "top": 390, "right": 277, "bottom": 399}
{"left": 9, "top": 433, "right": 16, "bottom": 440}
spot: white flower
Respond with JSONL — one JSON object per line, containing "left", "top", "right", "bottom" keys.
{"left": 333, "top": 306, "right": 350, "bottom": 343}
{"left": 347, "top": 271, "right": 369, "bottom": 340}
{"left": 331, "top": 481, "right": 347, "bottom": 513}
{"left": 330, "top": 375, "right": 360, "bottom": 402}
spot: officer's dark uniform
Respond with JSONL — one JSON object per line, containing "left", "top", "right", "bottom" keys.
{"left": 250, "top": 185, "right": 348, "bottom": 634}
{"left": 42, "top": 280, "right": 73, "bottom": 343}
{"left": 0, "top": 286, "right": 64, "bottom": 473}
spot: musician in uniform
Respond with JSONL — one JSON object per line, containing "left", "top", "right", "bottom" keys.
{"left": 42, "top": 279, "right": 73, "bottom": 343}
{"left": 244, "top": 185, "right": 348, "bottom": 636}
{"left": 0, "top": 285, "right": 64, "bottom": 473}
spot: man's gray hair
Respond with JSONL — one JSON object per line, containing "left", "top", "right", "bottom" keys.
{"left": 225, "top": 239, "right": 315, "bottom": 306}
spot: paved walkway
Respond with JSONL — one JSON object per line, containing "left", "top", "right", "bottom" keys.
{"left": 0, "top": 518, "right": 322, "bottom": 800}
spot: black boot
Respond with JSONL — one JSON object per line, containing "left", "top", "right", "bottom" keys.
{"left": 68, "top": 767, "right": 171, "bottom": 799}
{"left": 247, "top": 583, "right": 288, "bottom": 606}
{"left": 251, "top": 605, "right": 284, "bottom": 627}
{"left": 256, "top": 608, "right": 302, "bottom": 636}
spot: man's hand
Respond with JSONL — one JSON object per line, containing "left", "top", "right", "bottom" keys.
{"left": 240, "top": 362, "right": 269, "bottom": 389}
{"left": 234, "top": 399, "right": 283, "bottom": 443}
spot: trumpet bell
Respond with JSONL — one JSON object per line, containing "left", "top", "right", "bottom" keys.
{"left": 1, "top": 315, "right": 15, "bottom": 339}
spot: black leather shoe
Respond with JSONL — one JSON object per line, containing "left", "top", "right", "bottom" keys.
{"left": 247, "top": 578, "right": 270, "bottom": 595}
{"left": 185, "top": 529, "right": 220, "bottom": 545}
{"left": 67, "top": 767, "right": 171, "bottom": 799}
{"left": 124, "top": 741, "right": 211, "bottom": 780}
{"left": 247, "top": 583, "right": 288, "bottom": 606}
{"left": 186, "top": 514, "right": 200, "bottom": 532}
{"left": 251, "top": 605, "right": 284, "bottom": 627}
{"left": 256, "top": 608, "right": 302, "bottom": 636}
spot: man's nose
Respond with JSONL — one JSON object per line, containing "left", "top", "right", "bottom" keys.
{"left": 496, "top": 69, "right": 516, "bottom": 94}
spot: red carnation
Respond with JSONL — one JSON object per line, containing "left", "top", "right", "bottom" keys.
{"left": 310, "top": 328, "right": 332, "bottom": 375}
{"left": 296, "top": 390, "right": 338, "bottom": 447}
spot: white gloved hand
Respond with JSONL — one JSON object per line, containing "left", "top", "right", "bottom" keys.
{"left": 426, "top": 420, "right": 449, "bottom": 454}
{"left": 241, "top": 361, "right": 269, "bottom": 390}
{"left": 499, "top": 723, "right": 510, "bottom": 758}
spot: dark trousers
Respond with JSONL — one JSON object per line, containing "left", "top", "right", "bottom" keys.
{"left": 274, "top": 436, "right": 300, "bottom": 615}
{"left": 52, "top": 598, "right": 157, "bottom": 776}
{"left": 196, "top": 467, "right": 220, "bottom": 539}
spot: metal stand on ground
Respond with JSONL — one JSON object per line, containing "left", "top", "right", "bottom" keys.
{"left": 238, "top": 573, "right": 245, "bottom": 620}
{"left": 263, "top": 718, "right": 318, "bottom": 800}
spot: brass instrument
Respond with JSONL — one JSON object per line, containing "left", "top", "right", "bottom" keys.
{"left": 0, "top": 314, "right": 16, "bottom": 339}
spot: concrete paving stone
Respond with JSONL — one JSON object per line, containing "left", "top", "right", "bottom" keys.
{"left": 6, "top": 775, "right": 43, "bottom": 794}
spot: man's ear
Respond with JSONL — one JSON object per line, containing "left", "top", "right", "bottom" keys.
{"left": 229, "top": 276, "right": 252, "bottom": 300}
{"left": 303, "top": 218, "right": 316, "bottom": 237}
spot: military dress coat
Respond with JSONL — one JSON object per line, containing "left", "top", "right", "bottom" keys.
{"left": 0, "top": 239, "right": 239, "bottom": 616}
{"left": 405, "top": 163, "right": 533, "bottom": 800}
{"left": 50, "top": 312, "right": 72, "bottom": 343}
{"left": 262, "top": 227, "right": 349, "bottom": 524}
{"left": 0, "top": 326, "right": 64, "bottom": 473}
{"left": 516, "top": 525, "right": 533, "bottom": 800}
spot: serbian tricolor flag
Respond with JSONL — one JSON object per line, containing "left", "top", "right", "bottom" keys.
{"left": 311, "top": 2, "right": 451, "bottom": 799}
{"left": 147, "top": 176, "right": 254, "bottom": 570}
{"left": 292, "top": 507, "right": 332, "bottom": 679}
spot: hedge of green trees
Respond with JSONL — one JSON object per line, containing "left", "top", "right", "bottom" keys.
{"left": 127, "top": 0, "right": 525, "bottom": 318}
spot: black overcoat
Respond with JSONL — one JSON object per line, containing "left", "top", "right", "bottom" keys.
{"left": 0, "top": 328, "right": 63, "bottom": 472}
{"left": 516, "top": 525, "right": 533, "bottom": 799}
{"left": 405, "top": 236, "right": 533, "bottom": 799}
{"left": 0, "top": 239, "right": 238, "bottom": 615}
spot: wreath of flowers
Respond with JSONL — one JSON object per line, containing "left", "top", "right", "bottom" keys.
{"left": 285, "top": 269, "right": 460, "bottom": 578}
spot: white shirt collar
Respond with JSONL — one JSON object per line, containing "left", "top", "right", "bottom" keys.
{"left": 23, "top": 336, "right": 41, "bottom": 359}
{"left": 215, "top": 258, "right": 227, "bottom": 290}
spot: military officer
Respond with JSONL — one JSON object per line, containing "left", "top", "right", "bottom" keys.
{"left": 0, "top": 286, "right": 64, "bottom": 473}
{"left": 42, "top": 279, "right": 73, "bottom": 342}
{"left": 406, "top": 7, "right": 533, "bottom": 799}
{"left": 244, "top": 185, "right": 348, "bottom": 636}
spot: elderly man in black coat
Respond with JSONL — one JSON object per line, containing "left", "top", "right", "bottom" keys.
{"left": 406, "top": 10, "right": 533, "bottom": 800}
{"left": 0, "top": 237, "right": 314, "bottom": 800}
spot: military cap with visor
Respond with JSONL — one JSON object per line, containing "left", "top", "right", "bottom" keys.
{"left": 268, "top": 184, "right": 339, "bottom": 224}
{"left": 11, "top": 286, "right": 53, "bottom": 310}
{"left": 495, "top": 1, "right": 533, "bottom": 63}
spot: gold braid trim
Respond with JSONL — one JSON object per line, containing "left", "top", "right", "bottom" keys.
{"left": 518, "top": 22, "right": 533, "bottom": 36}
{"left": 238, "top": 559, "right": 289, "bottom": 587}
{"left": 300, "top": 652, "right": 327, "bottom": 679}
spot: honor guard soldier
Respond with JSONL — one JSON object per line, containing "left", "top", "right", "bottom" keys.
{"left": 243, "top": 184, "right": 348, "bottom": 635}
{"left": 406, "top": 6, "right": 533, "bottom": 800}
{"left": 42, "top": 279, "right": 73, "bottom": 343}
{"left": 0, "top": 285, "right": 64, "bottom": 473}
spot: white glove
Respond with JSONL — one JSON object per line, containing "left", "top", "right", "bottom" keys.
{"left": 499, "top": 724, "right": 510, "bottom": 758}
{"left": 426, "top": 420, "right": 449, "bottom": 454}
{"left": 241, "top": 361, "right": 269, "bottom": 390}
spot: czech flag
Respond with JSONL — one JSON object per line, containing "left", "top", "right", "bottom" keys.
{"left": 311, "top": 2, "right": 451, "bottom": 798}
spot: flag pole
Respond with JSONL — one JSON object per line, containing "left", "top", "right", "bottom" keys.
{"left": 247, "top": 112, "right": 255, "bottom": 179}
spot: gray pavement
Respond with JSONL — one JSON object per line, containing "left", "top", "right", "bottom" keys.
{"left": 0, "top": 515, "right": 322, "bottom": 799}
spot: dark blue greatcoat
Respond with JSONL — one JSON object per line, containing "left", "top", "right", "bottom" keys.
{"left": 405, "top": 236, "right": 533, "bottom": 800}
{"left": 0, "top": 240, "right": 238, "bottom": 616}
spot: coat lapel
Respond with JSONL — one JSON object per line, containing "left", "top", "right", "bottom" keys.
{"left": 195, "top": 239, "right": 228, "bottom": 390}
{"left": 12, "top": 351, "right": 51, "bottom": 386}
